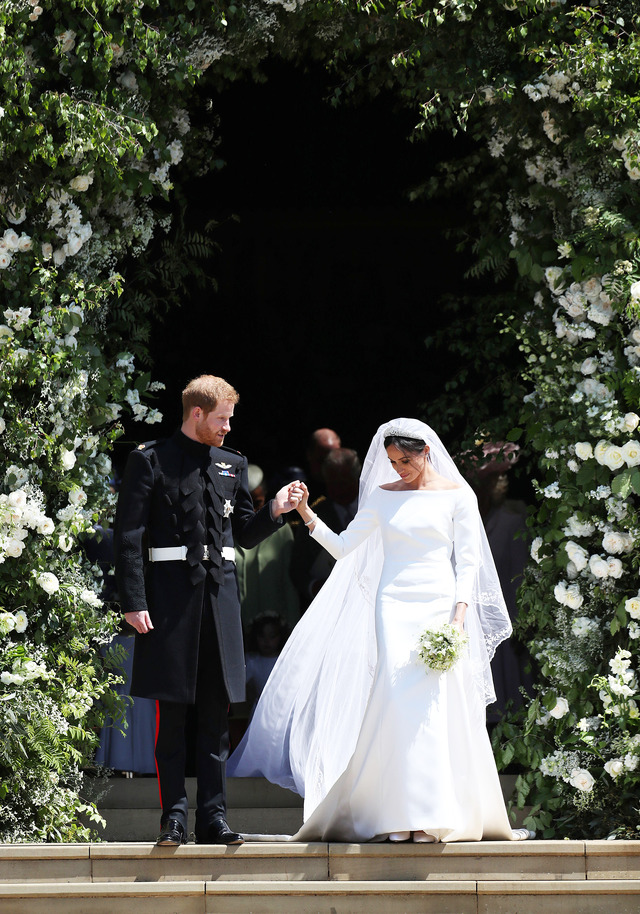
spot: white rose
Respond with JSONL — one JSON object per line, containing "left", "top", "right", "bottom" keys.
{"left": 594, "top": 440, "right": 611, "bottom": 465}
{"left": 69, "top": 174, "right": 93, "bottom": 192}
{"left": 8, "top": 489, "right": 27, "bottom": 509}
{"left": 80, "top": 588, "right": 102, "bottom": 608}
{"left": 630, "top": 281, "right": 640, "bottom": 303}
{"left": 531, "top": 536, "right": 543, "bottom": 563}
{"left": 604, "top": 758, "right": 625, "bottom": 779}
{"left": 607, "top": 557, "right": 624, "bottom": 579}
{"left": 622, "top": 440, "right": 640, "bottom": 467}
{"left": 4, "top": 538, "right": 24, "bottom": 558}
{"left": 60, "top": 448, "right": 77, "bottom": 470}
{"left": 603, "top": 531, "right": 627, "bottom": 554}
{"left": 554, "top": 582, "right": 568, "bottom": 605}
{"left": 566, "top": 541, "right": 588, "bottom": 571}
{"left": 41, "top": 242, "right": 53, "bottom": 260}
{"left": 623, "top": 413, "right": 640, "bottom": 432}
{"left": 569, "top": 768, "right": 595, "bottom": 792}
{"left": 36, "top": 516, "right": 55, "bottom": 536}
{"left": 575, "top": 441, "right": 593, "bottom": 460}
{"left": 580, "top": 357, "right": 598, "bottom": 375}
{"left": 36, "top": 572, "right": 60, "bottom": 594}
{"left": 545, "top": 266, "right": 565, "bottom": 290}
{"left": 626, "top": 594, "right": 640, "bottom": 620}
{"left": 549, "top": 697, "right": 570, "bottom": 719}
{"left": 565, "top": 583, "right": 584, "bottom": 609}
{"left": 68, "top": 487, "right": 86, "bottom": 506}
{"left": 13, "top": 610, "right": 28, "bottom": 634}
{"left": 589, "top": 554, "right": 610, "bottom": 578}
{"left": 603, "top": 445, "right": 625, "bottom": 471}
{"left": 3, "top": 229, "right": 20, "bottom": 251}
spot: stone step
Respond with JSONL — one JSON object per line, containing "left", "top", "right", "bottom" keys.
{"left": 2, "top": 878, "right": 640, "bottom": 914}
{"left": 90, "top": 774, "right": 528, "bottom": 841}
{"left": 1, "top": 840, "right": 639, "bottom": 884}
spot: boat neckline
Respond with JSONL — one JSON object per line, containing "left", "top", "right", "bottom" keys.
{"left": 378, "top": 485, "right": 463, "bottom": 493}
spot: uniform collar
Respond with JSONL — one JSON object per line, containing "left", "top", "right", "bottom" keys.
{"left": 173, "top": 429, "right": 212, "bottom": 460}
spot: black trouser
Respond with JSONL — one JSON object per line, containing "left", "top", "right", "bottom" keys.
{"left": 154, "top": 606, "right": 229, "bottom": 836}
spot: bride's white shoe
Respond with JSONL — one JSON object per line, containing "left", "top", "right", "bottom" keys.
{"left": 412, "top": 830, "right": 438, "bottom": 843}
{"left": 511, "top": 827, "right": 536, "bottom": 840}
{"left": 388, "top": 831, "right": 411, "bottom": 842}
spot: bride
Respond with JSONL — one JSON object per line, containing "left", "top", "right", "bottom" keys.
{"left": 228, "top": 418, "right": 533, "bottom": 843}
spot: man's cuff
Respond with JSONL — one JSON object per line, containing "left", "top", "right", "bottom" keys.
{"left": 268, "top": 500, "right": 285, "bottom": 525}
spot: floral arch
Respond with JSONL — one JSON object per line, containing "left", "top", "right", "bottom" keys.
{"left": 1, "top": 0, "right": 640, "bottom": 840}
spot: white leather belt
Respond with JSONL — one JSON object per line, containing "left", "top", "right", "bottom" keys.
{"left": 148, "top": 545, "right": 235, "bottom": 563}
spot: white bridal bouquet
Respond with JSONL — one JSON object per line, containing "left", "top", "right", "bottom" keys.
{"left": 417, "top": 623, "right": 468, "bottom": 672}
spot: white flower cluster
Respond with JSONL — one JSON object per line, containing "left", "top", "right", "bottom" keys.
{"left": 612, "top": 131, "right": 640, "bottom": 181}
{"left": 0, "top": 609, "right": 28, "bottom": 636}
{"left": 597, "top": 650, "right": 640, "bottom": 721}
{"left": 523, "top": 70, "right": 575, "bottom": 105}
{"left": 544, "top": 273, "right": 615, "bottom": 352}
{"left": 593, "top": 439, "right": 640, "bottom": 470}
{"left": 1, "top": 656, "right": 50, "bottom": 686}
{"left": 539, "top": 748, "right": 595, "bottom": 793}
{"left": 44, "top": 189, "right": 93, "bottom": 267}
{"left": 0, "top": 487, "right": 54, "bottom": 563}
{"left": 0, "top": 228, "right": 33, "bottom": 270}
{"left": 554, "top": 580, "right": 584, "bottom": 609}
{"left": 624, "top": 323, "right": 640, "bottom": 368}
{"left": 125, "top": 388, "right": 162, "bottom": 424}
{"left": 149, "top": 139, "right": 184, "bottom": 191}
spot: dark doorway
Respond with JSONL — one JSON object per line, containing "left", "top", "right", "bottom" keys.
{"left": 135, "top": 60, "right": 470, "bottom": 478}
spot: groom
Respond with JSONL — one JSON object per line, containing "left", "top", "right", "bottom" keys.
{"left": 114, "top": 374, "right": 300, "bottom": 845}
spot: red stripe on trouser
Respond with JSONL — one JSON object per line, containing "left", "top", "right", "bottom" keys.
{"left": 155, "top": 700, "right": 162, "bottom": 809}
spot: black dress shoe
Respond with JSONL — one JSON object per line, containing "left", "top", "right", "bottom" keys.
{"left": 196, "top": 818, "right": 244, "bottom": 845}
{"left": 156, "top": 818, "right": 186, "bottom": 846}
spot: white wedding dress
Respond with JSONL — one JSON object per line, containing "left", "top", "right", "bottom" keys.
{"left": 229, "top": 484, "right": 515, "bottom": 843}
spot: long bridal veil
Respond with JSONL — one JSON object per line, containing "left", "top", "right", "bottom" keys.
{"left": 227, "top": 418, "right": 512, "bottom": 821}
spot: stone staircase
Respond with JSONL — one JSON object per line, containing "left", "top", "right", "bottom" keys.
{"left": 1, "top": 777, "right": 639, "bottom": 913}
{"left": 1, "top": 839, "right": 640, "bottom": 913}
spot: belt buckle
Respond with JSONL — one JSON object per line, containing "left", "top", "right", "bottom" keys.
{"left": 203, "top": 544, "right": 210, "bottom": 562}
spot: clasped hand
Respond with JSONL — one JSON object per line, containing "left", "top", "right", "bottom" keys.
{"left": 271, "top": 480, "right": 306, "bottom": 516}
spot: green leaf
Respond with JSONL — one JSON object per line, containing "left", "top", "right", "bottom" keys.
{"left": 612, "top": 469, "right": 632, "bottom": 497}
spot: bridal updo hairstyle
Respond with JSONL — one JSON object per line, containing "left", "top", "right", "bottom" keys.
{"left": 383, "top": 434, "right": 427, "bottom": 457}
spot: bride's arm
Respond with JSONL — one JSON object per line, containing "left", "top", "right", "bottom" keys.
{"left": 452, "top": 489, "right": 481, "bottom": 630}
{"left": 295, "top": 483, "right": 378, "bottom": 560}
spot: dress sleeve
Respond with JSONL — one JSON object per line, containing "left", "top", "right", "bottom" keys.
{"left": 309, "top": 498, "right": 378, "bottom": 560}
{"left": 452, "top": 489, "right": 480, "bottom": 605}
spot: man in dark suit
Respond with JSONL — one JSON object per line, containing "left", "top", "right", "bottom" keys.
{"left": 114, "top": 375, "right": 300, "bottom": 846}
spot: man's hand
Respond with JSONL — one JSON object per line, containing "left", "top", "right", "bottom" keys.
{"left": 271, "top": 481, "right": 304, "bottom": 517}
{"left": 125, "top": 610, "right": 154, "bottom": 634}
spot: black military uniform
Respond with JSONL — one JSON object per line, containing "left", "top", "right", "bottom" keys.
{"left": 114, "top": 429, "right": 282, "bottom": 841}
